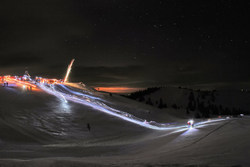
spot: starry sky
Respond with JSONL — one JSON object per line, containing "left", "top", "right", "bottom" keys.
{"left": 0, "top": 0, "right": 250, "bottom": 91}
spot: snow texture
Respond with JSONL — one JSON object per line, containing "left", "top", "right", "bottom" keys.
{"left": 0, "top": 84, "right": 249, "bottom": 167}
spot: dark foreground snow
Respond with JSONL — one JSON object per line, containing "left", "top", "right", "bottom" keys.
{"left": 0, "top": 85, "right": 249, "bottom": 167}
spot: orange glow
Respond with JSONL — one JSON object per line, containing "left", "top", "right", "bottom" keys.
{"left": 39, "top": 78, "right": 61, "bottom": 84}
{"left": 2, "top": 77, "right": 41, "bottom": 91}
{"left": 8, "top": 78, "right": 37, "bottom": 88}
{"left": 95, "top": 87, "right": 142, "bottom": 93}
{"left": 15, "top": 82, "right": 41, "bottom": 91}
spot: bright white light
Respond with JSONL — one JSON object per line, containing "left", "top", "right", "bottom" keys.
{"left": 187, "top": 120, "right": 194, "bottom": 128}
{"left": 23, "top": 85, "right": 26, "bottom": 89}
{"left": 38, "top": 83, "right": 226, "bottom": 131}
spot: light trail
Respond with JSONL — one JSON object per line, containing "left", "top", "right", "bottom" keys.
{"left": 38, "top": 83, "right": 227, "bottom": 130}
{"left": 4, "top": 78, "right": 40, "bottom": 91}
{"left": 1, "top": 74, "right": 227, "bottom": 131}
{"left": 50, "top": 84, "right": 68, "bottom": 102}
{"left": 64, "top": 59, "right": 75, "bottom": 82}
{"left": 39, "top": 84, "right": 179, "bottom": 130}
{"left": 12, "top": 79, "right": 37, "bottom": 88}
{"left": 59, "top": 84, "right": 103, "bottom": 101}
{"left": 192, "top": 118, "right": 227, "bottom": 128}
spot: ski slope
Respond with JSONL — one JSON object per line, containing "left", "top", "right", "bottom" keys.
{"left": 0, "top": 83, "right": 249, "bottom": 166}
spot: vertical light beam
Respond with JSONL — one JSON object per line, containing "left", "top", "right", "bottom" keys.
{"left": 64, "top": 59, "right": 75, "bottom": 82}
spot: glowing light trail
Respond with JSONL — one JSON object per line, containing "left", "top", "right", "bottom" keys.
{"left": 64, "top": 59, "right": 75, "bottom": 82}
{"left": 39, "top": 83, "right": 227, "bottom": 130}
{"left": 59, "top": 84, "right": 103, "bottom": 101}
{"left": 4, "top": 77, "right": 40, "bottom": 91}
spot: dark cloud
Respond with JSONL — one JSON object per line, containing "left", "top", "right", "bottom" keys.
{"left": 70, "top": 65, "right": 145, "bottom": 87}
{"left": 0, "top": 52, "right": 43, "bottom": 67}
{"left": 0, "top": 0, "right": 250, "bottom": 89}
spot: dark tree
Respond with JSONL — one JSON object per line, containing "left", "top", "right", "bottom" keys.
{"left": 172, "top": 104, "right": 177, "bottom": 109}
{"left": 146, "top": 97, "right": 153, "bottom": 105}
{"left": 158, "top": 98, "right": 163, "bottom": 109}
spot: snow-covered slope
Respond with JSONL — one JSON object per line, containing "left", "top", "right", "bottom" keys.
{"left": 0, "top": 84, "right": 249, "bottom": 166}
{"left": 141, "top": 86, "right": 250, "bottom": 117}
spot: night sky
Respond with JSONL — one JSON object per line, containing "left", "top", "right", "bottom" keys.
{"left": 1, "top": 0, "right": 250, "bottom": 91}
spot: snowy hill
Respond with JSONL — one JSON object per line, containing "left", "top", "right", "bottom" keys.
{"left": 0, "top": 84, "right": 250, "bottom": 166}
{"left": 127, "top": 86, "right": 250, "bottom": 118}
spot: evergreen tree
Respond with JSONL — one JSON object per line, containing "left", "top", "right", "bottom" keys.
{"left": 158, "top": 98, "right": 163, "bottom": 108}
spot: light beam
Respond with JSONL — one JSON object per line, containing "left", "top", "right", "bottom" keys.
{"left": 64, "top": 59, "right": 75, "bottom": 83}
